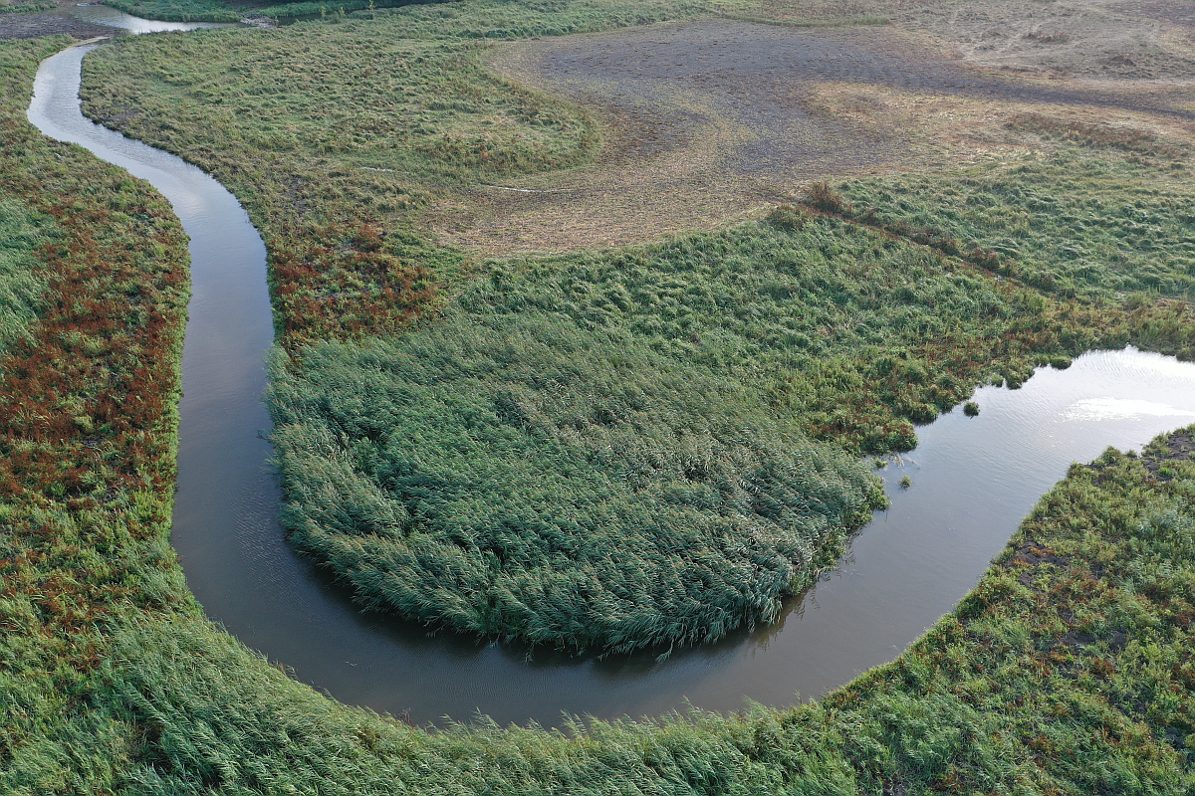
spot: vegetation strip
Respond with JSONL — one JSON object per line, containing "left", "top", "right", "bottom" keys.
{"left": 0, "top": 35, "right": 190, "bottom": 791}
{"left": 0, "top": 196, "right": 50, "bottom": 371}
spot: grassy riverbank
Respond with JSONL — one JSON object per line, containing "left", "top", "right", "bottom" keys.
{"left": 104, "top": 0, "right": 707, "bottom": 24}
{"left": 0, "top": 35, "right": 191, "bottom": 791}
{"left": 1, "top": 3, "right": 1193, "bottom": 792}
{"left": 0, "top": 197, "right": 49, "bottom": 369}
{"left": 80, "top": 0, "right": 1195, "bottom": 652}
{"left": 266, "top": 183, "right": 1191, "bottom": 652}
{"left": 29, "top": 432, "right": 1195, "bottom": 793}
{"left": 102, "top": 0, "right": 428, "bottom": 23}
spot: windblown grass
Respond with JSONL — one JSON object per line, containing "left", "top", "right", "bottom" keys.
{"left": 106, "top": 0, "right": 707, "bottom": 26}
{"left": 0, "top": 35, "right": 190, "bottom": 792}
{"left": 271, "top": 321, "right": 883, "bottom": 653}
{"left": 102, "top": 0, "right": 438, "bottom": 23}
{"left": 0, "top": 197, "right": 49, "bottom": 372}
{"left": 833, "top": 156, "right": 1195, "bottom": 301}
{"left": 271, "top": 150, "right": 1195, "bottom": 650}
{"left": 82, "top": 13, "right": 615, "bottom": 340}
{"left": 270, "top": 160, "right": 1193, "bottom": 652}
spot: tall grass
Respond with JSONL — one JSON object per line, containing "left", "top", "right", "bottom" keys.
{"left": 12, "top": 425, "right": 1195, "bottom": 794}
{"left": 271, "top": 315, "right": 884, "bottom": 653}
{"left": 0, "top": 36, "right": 190, "bottom": 795}
{"left": 101, "top": 0, "right": 437, "bottom": 23}
{"left": 104, "top": 0, "right": 707, "bottom": 27}
{"left": 0, "top": 0, "right": 55, "bottom": 14}
{"left": 269, "top": 189, "right": 1194, "bottom": 652}
{"left": 836, "top": 156, "right": 1195, "bottom": 301}
{"left": 81, "top": 0, "right": 1195, "bottom": 652}
{"left": 2, "top": 17, "right": 1194, "bottom": 793}
{"left": 0, "top": 198, "right": 49, "bottom": 372}
{"left": 82, "top": 16, "right": 610, "bottom": 340}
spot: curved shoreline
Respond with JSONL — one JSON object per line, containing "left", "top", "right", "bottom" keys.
{"left": 25, "top": 12, "right": 1195, "bottom": 728}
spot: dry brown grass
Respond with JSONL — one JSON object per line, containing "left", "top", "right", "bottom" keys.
{"left": 805, "top": 80, "right": 1195, "bottom": 161}
{"left": 427, "top": 17, "right": 1194, "bottom": 257}
{"left": 735, "top": 0, "right": 1195, "bottom": 78}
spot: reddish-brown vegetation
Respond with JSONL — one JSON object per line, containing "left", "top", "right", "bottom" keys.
{"left": 0, "top": 65, "right": 188, "bottom": 672}
{"left": 269, "top": 221, "right": 434, "bottom": 344}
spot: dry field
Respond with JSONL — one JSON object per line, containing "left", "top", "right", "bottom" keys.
{"left": 0, "top": 9, "right": 109, "bottom": 40}
{"left": 431, "top": 7, "right": 1195, "bottom": 255}
{"left": 729, "top": 0, "right": 1195, "bottom": 77}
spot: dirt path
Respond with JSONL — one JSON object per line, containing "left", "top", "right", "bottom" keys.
{"left": 431, "top": 18, "right": 1193, "bottom": 255}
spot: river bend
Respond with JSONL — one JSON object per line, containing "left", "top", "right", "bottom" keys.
{"left": 27, "top": 9, "right": 1195, "bottom": 726}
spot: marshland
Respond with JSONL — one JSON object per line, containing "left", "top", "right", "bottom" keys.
{"left": 1, "top": 0, "right": 1193, "bottom": 793}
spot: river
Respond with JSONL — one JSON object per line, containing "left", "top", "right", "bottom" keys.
{"left": 27, "top": 8, "right": 1195, "bottom": 726}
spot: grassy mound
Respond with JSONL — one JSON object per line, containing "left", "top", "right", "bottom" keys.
{"left": 268, "top": 204, "right": 1162, "bottom": 652}
{"left": 271, "top": 322, "right": 882, "bottom": 653}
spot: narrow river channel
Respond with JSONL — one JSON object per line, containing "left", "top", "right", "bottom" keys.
{"left": 26, "top": 9, "right": 1195, "bottom": 727}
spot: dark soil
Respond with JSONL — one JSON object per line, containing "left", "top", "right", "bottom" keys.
{"left": 518, "top": 19, "right": 1190, "bottom": 167}
{"left": 1143, "top": 429, "right": 1195, "bottom": 479}
{"left": 445, "top": 19, "right": 1193, "bottom": 254}
{"left": 0, "top": 2, "right": 110, "bottom": 40}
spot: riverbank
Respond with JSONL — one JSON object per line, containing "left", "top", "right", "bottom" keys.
{"left": 0, "top": 35, "right": 192, "bottom": 791}
{"left": 1, "top": 3, "right": 1192, "bottom": 791}
{"left": 24, "top": 4, "right": 1195, "bottom": 724}
{"left": 79, "top": 2, "right": 1195, "bottom": 655}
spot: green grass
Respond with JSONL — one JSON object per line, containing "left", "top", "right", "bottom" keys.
{"left": 82, "top": 14, "right": 614, "bottom": 340}
{"left": 271, "top": 320, "right": 883, "bottom": 653}
{"left": 835, "top": 158, "right": 1195, "bottom": 301}
{"left": 102, "top": 0, "right": 248, "bottom": 22}
{"left": 0, "top": 197, "right": 50, "bottom": 372}
{"left": 102, "top": 0, "right": 432, "bottom": 23}
{"left": 268, "top": 187, "right": 1186, "bottom": 651}
{"left": 78, "top": 0, "right": 715, "bottom": 339}
{"left": 0, "top": 35, "right": 190, "bottom": 794}
{"left": 105, "top": 0, "right": 708, "bottom": 26}
{"left": 0, "top": 0, "right": 55, "bottom": 14}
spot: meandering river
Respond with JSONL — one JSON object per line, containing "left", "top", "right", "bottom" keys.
{"left": 27, "top": 9, "right": 1195, "bottom": 727}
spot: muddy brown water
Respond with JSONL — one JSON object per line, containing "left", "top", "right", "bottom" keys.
{"left": 26, "top": 9, "right": 1195, "bottom": 727}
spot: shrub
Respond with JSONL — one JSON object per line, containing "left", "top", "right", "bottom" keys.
{"left": 803, "top": 180, "right": 851, "bottom": 215}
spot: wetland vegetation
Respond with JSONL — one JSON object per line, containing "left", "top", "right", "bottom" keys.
{"left": 2, "top": 0, "right": 1194, "bottom": 791}
{"left": 80, "top": 0, "right": 1195, "bottom": 652}
{"left": 0, "top": 198, "right": 49, "bottom": 370}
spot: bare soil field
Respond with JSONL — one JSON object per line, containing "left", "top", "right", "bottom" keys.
{"left": 0, "top": 2, "right": 110, "bottom": 39}
{"left": 735, "top": 0, "right": 1195, "bottom": 78}
{"left": 433, "top": 18, "right": 1194, "bottom": 254}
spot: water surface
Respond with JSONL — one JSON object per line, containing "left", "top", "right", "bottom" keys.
{"left": 27, "top": 13, "right": 1195, "bottom": 728}
{"left": 67, "top": 3, "right": 227, "bottom": 33}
